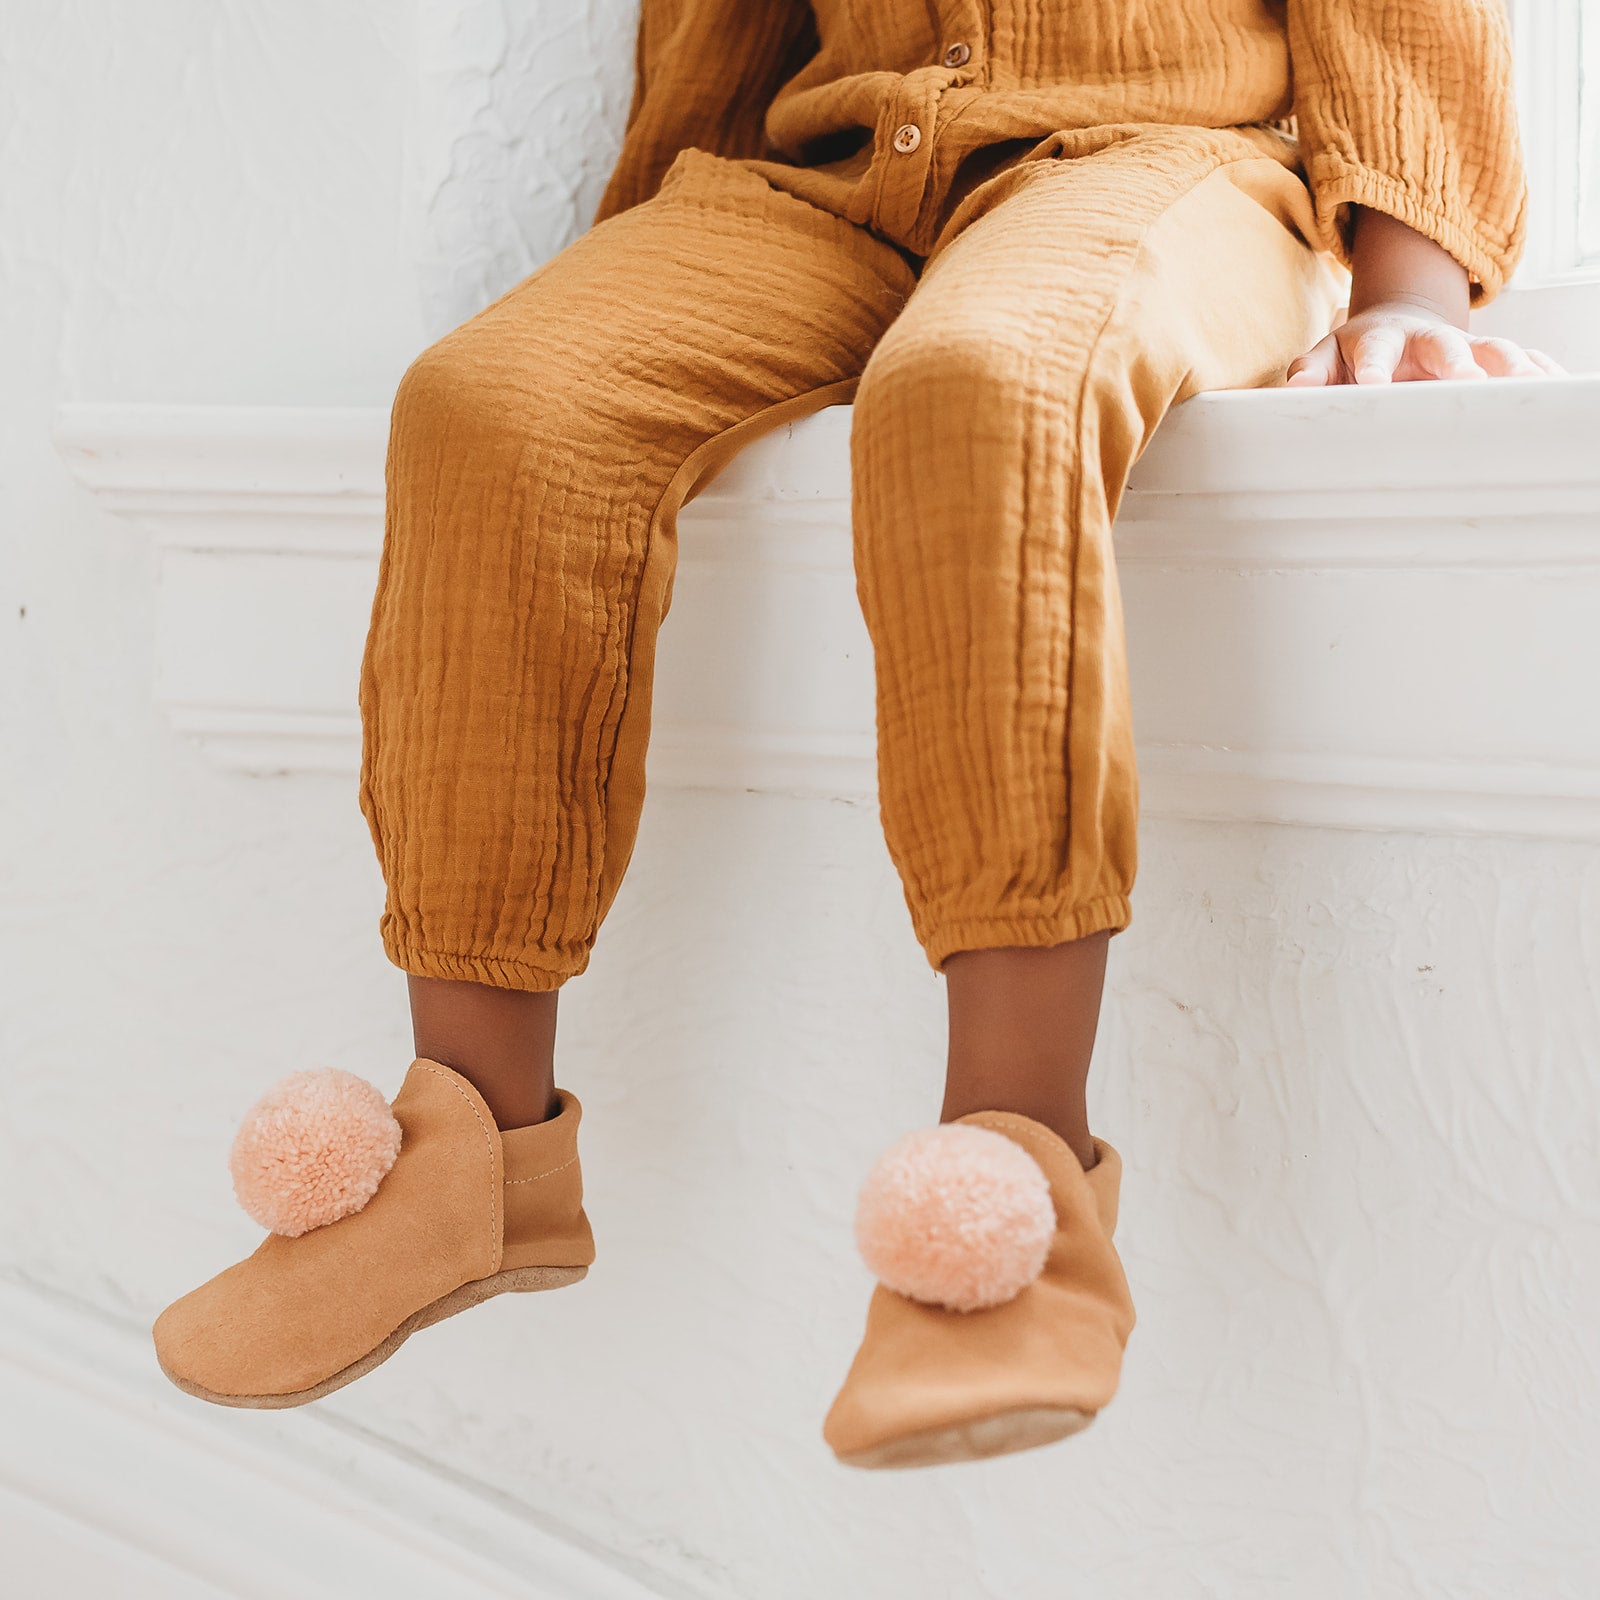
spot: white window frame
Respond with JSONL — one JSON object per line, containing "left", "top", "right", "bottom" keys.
{"left": 1509, "top": 0, "right": 1599, "bottom": 287}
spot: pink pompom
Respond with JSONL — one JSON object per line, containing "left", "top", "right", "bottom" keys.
{"left": 855, "top": 1124, "right": 1056, "bottom": 1312}
{"left": 229, "top": 1069, "right": 402, "bottom": 1237}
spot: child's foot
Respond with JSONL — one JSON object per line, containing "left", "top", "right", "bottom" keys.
{"left": 153, "top": 1059, "right": 593, "bottom": 1408}
{"left": 823, "top": 1112, "right": 1135, "bottom": 1469}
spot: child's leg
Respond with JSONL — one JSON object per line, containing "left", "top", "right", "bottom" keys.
{"left": 407, "top": 976, "right": 558, "bottom": 1130}
{"left": 826, "top": 132, "right": 1346, "bottom": 1467}
{"left": 154, "top": 152, "right": 916, "bottom": 1410}
{"left": 941, "top": 937, "right": 1108, "bottom": 1169}
{"left": 856, "top": 134, "right": 1344, "bottom": 1139}
{"left": 361, "top": 150, "right": 915, "bottom": 1125}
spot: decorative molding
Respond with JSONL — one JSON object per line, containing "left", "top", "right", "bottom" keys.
{"left": 1135, "top": 744, "right": 1600, "bottom": 846}
{"left": 0, "top": 1275, "right": 677, "bottom": 1600}
{"left": 55, "top": 380, "right": 1600, "bottom": 838}
{"left": 57, "top": 378, "right": 1600, "bottom": 561}
{"left": 55, "top": 405, "right": 388, "bottom": 557}
{"left": 166, "top": 707, "right": 363, "bottom": 778}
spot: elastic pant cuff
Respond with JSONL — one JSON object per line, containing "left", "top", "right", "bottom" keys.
{"left": 921, "top": 893, "right": 1133, "bottom": 973}
{"left": 381, "top": 920, "right": 576, "bottom": 993}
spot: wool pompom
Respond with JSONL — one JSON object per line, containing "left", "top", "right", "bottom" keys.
{"left": 855, "top": 1124, "right": 1056, "bottom": 1313}
{"left": 229, "top": 1069, "right": 402, "bottom": 1237}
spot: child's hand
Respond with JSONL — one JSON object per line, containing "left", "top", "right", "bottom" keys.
{"left": 1288, "top": 300, "right": 1565, "bottom": 387}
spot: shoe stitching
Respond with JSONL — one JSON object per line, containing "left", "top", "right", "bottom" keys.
{"left": 962, "top": 1113, "right": 1094, "bottom": 1227}
{"left": 504, "top": 1154, "right": 579, "bottom": 1186}
{"left": 970, "top": 1111, "right": 1076, "bottom": 1173}
{"left": 413, "top": 1062, "right": 499, "bottom": 1276}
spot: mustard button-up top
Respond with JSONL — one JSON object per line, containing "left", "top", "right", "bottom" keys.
{"left": 594, "top": 0, "right": 1527, "bottom": 301}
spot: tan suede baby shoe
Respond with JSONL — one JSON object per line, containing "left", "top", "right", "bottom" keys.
{"left": 824, "top": 1111, "right": 1136, "bottom": 1468}
{"left": 154, "top": 1059, "right": 593, "bottom": 1408}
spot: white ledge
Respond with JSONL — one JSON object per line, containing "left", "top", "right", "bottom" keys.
{"left": 55, "top": 379, "right": 1600, "bottom": 840}
{"left": 59, "top": 380, "right": 1600, "bottom": 559}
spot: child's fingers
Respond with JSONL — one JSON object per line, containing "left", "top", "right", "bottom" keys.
{"left": 1411, "top": 325, "right": 1485, "bottom": 381}
{"left": 1467, "top": 336, "right": 1547, "bottom": 379}
{"left": 1527, "top": 348, "right": 1568, "bottom": 377}
{"left": 1347, "top": 324, "right": 1407, "bottom": 383}
{"left": 1286, "top": 335, "right": 1339, "bottom": 386}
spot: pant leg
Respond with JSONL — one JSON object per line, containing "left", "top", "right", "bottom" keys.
{"left": 850, "top": 130, "right": 1347, "bottom": 971}
{"left": 360, "top": 148, "right": 914, "bottom": 990}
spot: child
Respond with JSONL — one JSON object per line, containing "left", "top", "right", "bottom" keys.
{"left": 154, "top": 1, "right": 1555, "bottom": 1465}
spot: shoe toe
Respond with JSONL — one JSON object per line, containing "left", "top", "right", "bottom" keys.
{"left": 152, "top": 1254, "right": 319, "bottom": 1402}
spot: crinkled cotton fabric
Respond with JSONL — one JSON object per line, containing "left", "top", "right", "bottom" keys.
{"left": 358, "top": 2, "right": 1518, "bottom": 990}
{"left": 360, "top": 134, "right": 1345, "bottom": 987}
{"left": 598, "top": 0, "right": 1525, "bottom": 297}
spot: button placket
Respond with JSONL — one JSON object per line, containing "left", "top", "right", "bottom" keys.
{"left": 872, "top": 68, "right": 942, "bottom": 243}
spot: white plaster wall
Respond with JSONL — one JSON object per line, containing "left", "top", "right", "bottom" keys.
{"left": 411, "top": 0, "right": 635, "bottom": 333}
{"left": 3, "top": 4, "right": 1599, "bottom": 1598}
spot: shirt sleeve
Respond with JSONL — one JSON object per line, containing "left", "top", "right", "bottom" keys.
{"left": 1286, "top": 0, "right": 1529, "bottom": 303}
{"left": 591, "top": 0, "right": 818, "bottom": 227}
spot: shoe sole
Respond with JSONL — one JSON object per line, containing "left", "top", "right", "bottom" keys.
{"left": 835, "top": 1404, "right": 1096, "bottom": 1469}
{"left": 157, "top": 1264, "right": 588, "bottom": 1410}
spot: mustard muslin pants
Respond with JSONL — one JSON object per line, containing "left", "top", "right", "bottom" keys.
{"left": 360, "top": 128, "right": 1343, "bottom": 991}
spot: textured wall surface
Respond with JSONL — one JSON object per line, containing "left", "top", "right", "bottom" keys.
{"left": 3, "top": 4, "right": 1598, "bottom": 1597}
{"left": 412, "top": 0, "right": 634, "bottom": 333}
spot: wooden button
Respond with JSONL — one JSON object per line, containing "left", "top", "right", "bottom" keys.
{"left": 942, "top": 42, "right": 971, "bottom": 67}
{"left": 892, "top": 123, "right": 922, "bottom": 154}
